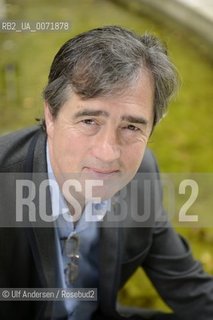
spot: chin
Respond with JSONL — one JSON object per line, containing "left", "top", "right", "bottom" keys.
{"left": 84, "top": 179, "right": 129, "bottom": 202}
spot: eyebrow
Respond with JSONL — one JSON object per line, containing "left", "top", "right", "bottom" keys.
{"left": 73, "top": 108, "right": 148, "bottom": 126}
{"left": 73, "top": 109, "right": 109, "bottom": 119}
{"left": 121, "top": 115, "right": 148, "bottom": 126}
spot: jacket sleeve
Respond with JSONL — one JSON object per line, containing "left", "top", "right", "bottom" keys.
{"left": 142, "top": 151, "right": 213, "bottom": 320}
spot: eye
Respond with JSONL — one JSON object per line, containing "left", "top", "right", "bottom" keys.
{"left": 126, "top": 124, "right": 140, "bottom": 132}
{"left": 81, "top": 119, "right": 96, "bottom": 125}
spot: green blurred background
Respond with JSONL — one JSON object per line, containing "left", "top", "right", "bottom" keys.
{"left": 0, "top": 0, "right": 212, "bottom": 312}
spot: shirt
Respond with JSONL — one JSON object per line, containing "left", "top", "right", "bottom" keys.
{"left": 46, "top": 144, "right": 109, "bottom": 319}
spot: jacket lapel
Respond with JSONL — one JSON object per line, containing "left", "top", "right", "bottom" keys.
{"left": 99, "top": 201, "right": 122, "bottom": 317}
{"left": 24, "top": 128, "right": 57, "bottom": 317}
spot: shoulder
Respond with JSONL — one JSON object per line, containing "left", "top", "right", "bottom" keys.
{"left": 0, "top": 126, "right": 42, "bottom": 171}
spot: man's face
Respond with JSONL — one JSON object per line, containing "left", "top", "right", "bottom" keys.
{"left": 45, "top": 72, "right": 154, "bottom": 203}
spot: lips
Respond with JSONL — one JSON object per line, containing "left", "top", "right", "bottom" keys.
{"left": 83, "top": 167, "right": 119, "bottom": 178}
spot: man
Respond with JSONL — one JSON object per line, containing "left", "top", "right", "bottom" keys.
{"left": 0, "top": 26, "right": 212, "bottom": 320}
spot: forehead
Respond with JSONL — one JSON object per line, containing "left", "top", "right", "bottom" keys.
{"left": 57, "top": 72, "right": 155, "bottom": 131}
{"left": 65, "top": 70, "right": 154, "bottom": 111}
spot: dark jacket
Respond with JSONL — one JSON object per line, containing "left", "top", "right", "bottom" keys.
{"left": 0, "top": 126, "right": 212, "bottom": 320}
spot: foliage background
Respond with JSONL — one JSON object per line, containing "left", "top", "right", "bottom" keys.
{"left": 0, "top": 0, "right": 212, "bottom": 312}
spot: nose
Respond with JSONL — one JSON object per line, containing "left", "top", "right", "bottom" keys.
{"left": 92, "top": 128, "right": 121, "bottom": 163}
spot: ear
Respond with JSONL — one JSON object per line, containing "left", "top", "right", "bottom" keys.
{"left": 44, "top": 102, "right": 54, "bottom": 139}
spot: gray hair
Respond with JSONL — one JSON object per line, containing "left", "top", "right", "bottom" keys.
{"left": 43, "top": 25, "right": 179, "bottom": 126}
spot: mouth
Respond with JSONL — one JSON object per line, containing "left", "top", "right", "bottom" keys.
{"left": 83, "top": 167, "right": 120, "bottom": 178}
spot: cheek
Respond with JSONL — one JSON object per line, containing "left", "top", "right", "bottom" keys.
{"left": 55, "top": 130, "right": 89, "bottom": 160}
{"left": 123, "top": 144, "right": 146, "bottom": 170}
